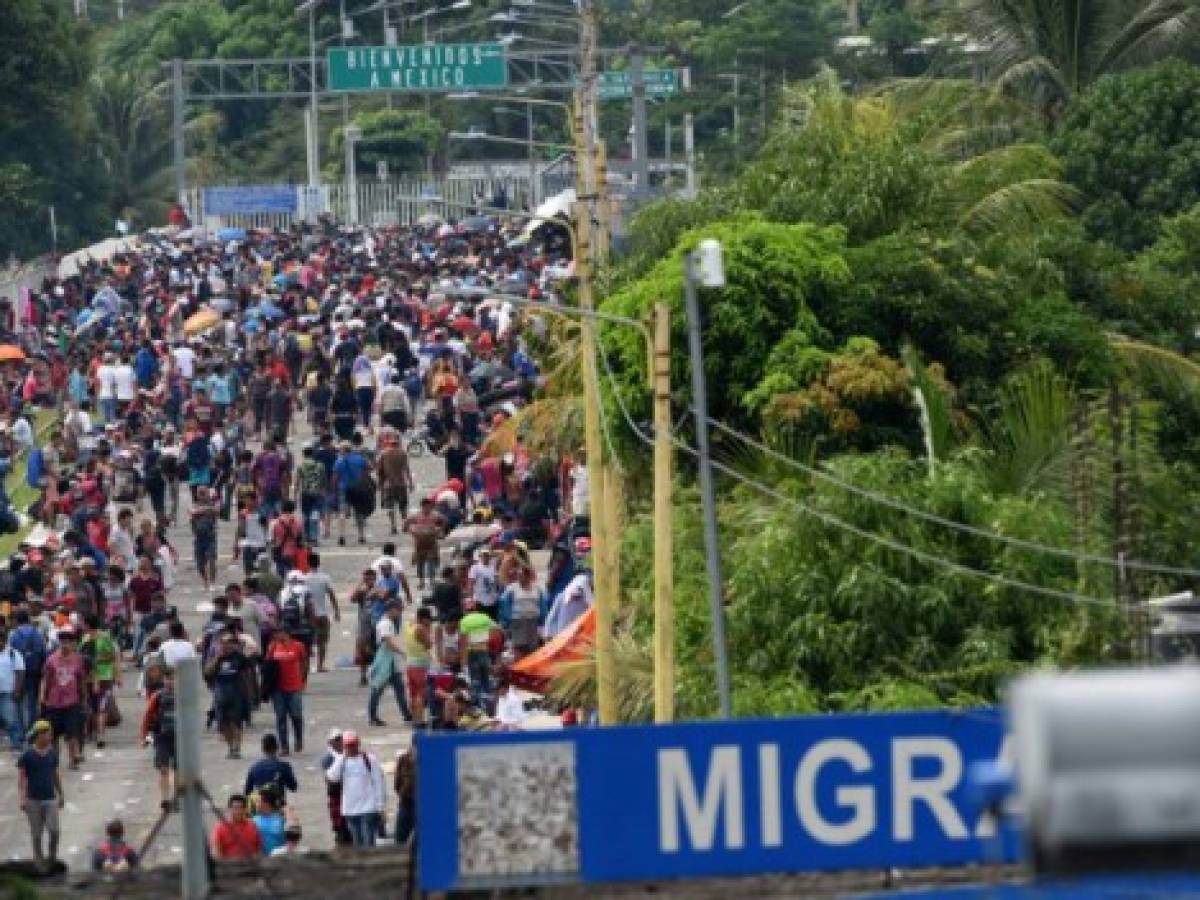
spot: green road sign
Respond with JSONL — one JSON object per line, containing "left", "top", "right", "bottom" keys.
{"left": 597, "top": 68, "right": 679, "bottom": 100}
{"left": 327, "top": 44, "right": 507, "bottom": 92}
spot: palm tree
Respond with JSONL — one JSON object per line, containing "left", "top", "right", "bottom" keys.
{"left": 90, "top": 68, "right": 222, "bottom": 228}
{"left": 960, "top": 0, "right": 1200, "bottom": 117}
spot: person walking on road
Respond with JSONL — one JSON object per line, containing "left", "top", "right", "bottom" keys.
{"left": 321, "top": 728, "right": 352, "bottom": 846}
{"left": 40, "top": 629, "right": 86, "bottom": 769}
{"left": 0, "top": 626, "right": 27, "bottom": 752}
{"left": 325, "top": 730, "right": 384, "bottom": 848}
{"left": 9, "top": 610, "right": 47, "bottom": 736}
{"left": 404, "top": 607, "right": 434, "bottom": 729}
{"left": 205, "top": 631, "right": 251, "bottom": 759}
{"left": 303, "top": 553, "right": 340, "bottom": 672}
{"left": 367, "top": 601, "right": 411, "bottom": 726}
{"left": 139, "top": 670, "right": 178, "bottom": 811}
{"left": 263, "top": 627, "right": 308, "bottom": 755}
{"left": 18, "top": 720, "right": 64, "bottom": 871}
{"left": 244, "top": 732, "right": 298, "bottom": 801}
{"left": 377, "top": 431, "right": 414, "bottom": 536}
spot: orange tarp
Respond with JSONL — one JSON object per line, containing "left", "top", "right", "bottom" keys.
{"left": 511, "top": 606, "right": 596, "bottom": 692}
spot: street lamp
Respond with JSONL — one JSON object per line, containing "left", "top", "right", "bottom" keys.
{"left": 683, "top": 238, "right": 732, "bottom": 718}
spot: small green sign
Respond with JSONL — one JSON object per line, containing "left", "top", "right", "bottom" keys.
{"left": 327, "top": 44, "right": 508, "bottom": 92}
{"left": 597, "top": 68, "right": 680, "bottom": 100}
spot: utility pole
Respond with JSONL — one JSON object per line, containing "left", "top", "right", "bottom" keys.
{"left": 345, "top": 124, "right": 361, "bottom": 225}
{"left": 172, "top": 58, "right": 186, "bottom": 207}
{"left": 306, "top": 0, "right": 321, "bottom": 191}
{"left": 652, "top": 303, "right": 675, "bottom": 722}
{"left": 175, "top": 658, "right": 209, "bottom": 900}
{"left": 630, "top": 46, "right": 650, "bottom": 198}
{"left": 575, "top": 0, "right": 617, "bottom": 725}
{"left": 527, "top": 101, "right": 538, "bottom": 209}
{"left": 685, "top": 241, "right": 733, "bottom": 718}
{"left": 684, "top": 112, "right": 697, "bottom": 198}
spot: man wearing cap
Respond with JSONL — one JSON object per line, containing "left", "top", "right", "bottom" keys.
{"left": 17, "top": 718, "right": 64, "bottom": 870}
{"left": 324, "top": 730, "right": 385, "bottom": 847}
{"left": 39, "top": 629, "right": 86, "bottom": 768}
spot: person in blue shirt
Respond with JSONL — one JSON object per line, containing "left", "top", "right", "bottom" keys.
{"left": 134, "top": 340, "right": 159, "bottom": 389}
{"left": 333, "top": 439, "right": 371, "bottom": 546}
{"left": 207, "top": 364, "right": 235, "bottom": 418}
{"left": 68, "top": 364, "right": 89, "bottom": 405}
{"left": 251, "top": 784, "right": 287, "bottom": 856}
{"left": 244, "top": 733, "right": 299, "bottom": 796}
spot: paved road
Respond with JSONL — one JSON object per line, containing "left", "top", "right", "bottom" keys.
{"left": 0, "top": 426, "right": 451, "bottom": 870}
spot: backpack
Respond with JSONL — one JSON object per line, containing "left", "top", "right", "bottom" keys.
{"left": 299, "top": 460, "right": 326, "bottom": 498}
{"left": 156, "top": 686, "right": 177, "bottom": 737}
{"left": 280, "top": 593, "right": 305, "bottom": 629}
{"left": 11, "top": 628, "right": 47, "bottom": 676}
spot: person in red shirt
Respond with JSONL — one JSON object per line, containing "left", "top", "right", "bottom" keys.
{"left": 210, "top": 794, "right": 262, "bottom": 860}
{"left": 265, "top": 629, "right": 308, "bottom": 756}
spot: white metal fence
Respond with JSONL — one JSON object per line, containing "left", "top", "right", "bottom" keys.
{"left": 186, "top": 175, "right": 534, "bottom": 231}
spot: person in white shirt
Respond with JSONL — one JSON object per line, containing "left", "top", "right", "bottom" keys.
{"left": 0, "top": 629, "right": 27, "bottom": 751}
{"left": 96, "top": 352, "right": 119, "bottom": 423}
{"left": 495, "top": 676, "right": 526, "bottom": 731}
{"left": 171, "top": 344, "right": 197, "bottom": 380}
{"left": 9, "top": 415, "right": 32, "bottom": 452}
{"left": 107, "top": 509, "right": 137, "bottom": 573}
{"left": 324, "top": 731, "right": 384, "bottom": 847}
{"left": 303, "top": 556, "right": 340, "bottom": 672}
{"left": 160, "top": 622, "right": 196, "bottom": 669}
{"left": 112, "top": 358, "right": 136, "bottom": 405}
{"left": 370, "top": 544, "right": 404, "bottom": 579}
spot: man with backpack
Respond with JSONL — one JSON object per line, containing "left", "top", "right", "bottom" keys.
{"left": 334, "top": 438, "right": 374, "bottom": 546}
{"left": 139, "top": 670, "right": 179, "bottom": 810}
{"left": 296, "top": 444, "right": 328, "bottom": 547}
{"left": 9, "top": 610, "right": 46, "bottom": 737}
{"left": 270, "top": 500, "right": 305, "bottom": 581}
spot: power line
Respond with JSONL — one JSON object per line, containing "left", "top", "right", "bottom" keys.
{"left": 705, "top": 417, "right": 1200, "bottom": 580}
{"left": 593, "top": 337, "right": 1118, "bottom": 609}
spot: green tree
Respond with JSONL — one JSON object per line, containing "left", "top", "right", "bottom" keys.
{"left": 0, "top": 0, "right": 108, "bottom": 257}
{"left": 959, "top": 0, "right": 1199, "bottom": 117}
{"left": 1053, "top": 60, "right": 1200, "bottom": 250}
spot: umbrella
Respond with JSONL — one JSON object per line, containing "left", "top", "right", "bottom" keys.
{"left": 459, "top": 215, "right": 494, "bottom": 234}
{"left": 217, "top": 227, "right": 247, "bottom": 241}
{"left": 184, "top": 308, "right": 221, "bottom": 336}
{"left": 417, "top": 213, "right": 443, "bottom": 227}
{"left": 208, "top": 297, "right": 234, "bottom": 314}
{"left": 0, "top": 345, "right": 26, "bottom": 363}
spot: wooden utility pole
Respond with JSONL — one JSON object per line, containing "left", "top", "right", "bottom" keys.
{"left": 651, "top": 304, "right": 675, "bottom": 722}
{"left": 575, "top": 0, "right": 618, "bottom": 724}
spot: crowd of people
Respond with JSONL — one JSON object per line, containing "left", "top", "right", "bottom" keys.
{"left": 1, "top": 209, "right": 600, "bottom": 871}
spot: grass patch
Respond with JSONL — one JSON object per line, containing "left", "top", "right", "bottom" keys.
{"left": 0, "top": 408, "right": 61, "bottom": 558}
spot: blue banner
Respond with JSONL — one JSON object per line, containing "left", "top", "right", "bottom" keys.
{"left": 416, "top": 709, "right": 1018, "bottom": 892}
{"left": 202, "top": 185, "right": 298, "bottom": 216}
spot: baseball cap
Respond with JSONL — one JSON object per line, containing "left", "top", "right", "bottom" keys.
{"left": 326, "top": 727, "right": 343, "bottom": 742}
{"left": 342, "top": 730, "right": 360, "bottom": 746}
{"left": 27, "top": 719, "right": 51, "bottom": 739}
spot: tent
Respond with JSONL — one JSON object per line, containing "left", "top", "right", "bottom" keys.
{"left": 518, "top": 189, "right": 576, "bottom": 242}
{"left": 57, "top": 237, "right": 142, "bottom": 278}
{"left": 510, "top": 606, "right": 596, "bottom": 693}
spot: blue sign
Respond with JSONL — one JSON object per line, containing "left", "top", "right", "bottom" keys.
{"left": 202, "top": 185, "right": 298, "bottom": 216}
{"left": 417, "top": 709, "right": 1018, "bottom": 892}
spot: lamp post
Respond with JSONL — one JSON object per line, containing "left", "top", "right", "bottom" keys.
{"left": 684, "top": 239, "right": 733, "bottom": 718}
